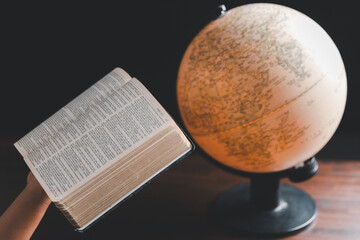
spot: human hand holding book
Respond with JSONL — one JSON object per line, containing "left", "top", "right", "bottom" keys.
{"left": 0, "top": 172, "right": 51, "bottom": 240}
{"left": 13, "top": 68, "right": 193, "bottom": 230}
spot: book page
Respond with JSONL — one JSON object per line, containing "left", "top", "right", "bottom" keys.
{"left": 14, "top": 69, "right": 172, "bottom": 201}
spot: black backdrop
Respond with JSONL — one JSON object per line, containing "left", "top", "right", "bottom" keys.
{"left": 0, "top": 1, "right": 359, "bottom": 239}
{"left": 0, "top": 0, "right": 359, "bottom": 138}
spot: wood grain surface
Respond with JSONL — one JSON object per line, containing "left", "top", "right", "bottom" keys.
{"left": 1, "top": 139, "right": 360, "bottom": 240}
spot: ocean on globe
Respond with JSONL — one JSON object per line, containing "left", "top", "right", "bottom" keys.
{"left": 177, "top": 3, "right": 347, "bottom": 172}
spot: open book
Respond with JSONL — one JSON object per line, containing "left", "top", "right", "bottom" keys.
{"left": 14, "top": 68, "right": 193, "bottom": 231}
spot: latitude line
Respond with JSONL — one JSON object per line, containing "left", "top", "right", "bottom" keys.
{"left": 191, "top": 77, "right": 323, "bottom": 136}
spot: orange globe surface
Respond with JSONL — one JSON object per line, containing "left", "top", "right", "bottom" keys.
{"left": 177, "top": 3, "right": 347, "bottom": 173}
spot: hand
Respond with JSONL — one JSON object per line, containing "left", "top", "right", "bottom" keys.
{"left": 25, "top": 172, "right": 51, "bottom": 205}
{"left": 0, "top": 172, "right": 51, "bottom": 240}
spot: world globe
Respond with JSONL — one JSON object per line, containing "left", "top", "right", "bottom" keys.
{"left": 177, "top": 3, "right": 347, "bottom": 173}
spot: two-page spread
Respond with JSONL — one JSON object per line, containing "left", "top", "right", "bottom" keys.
{"left": 14, "top": 68, "right": 193, "bottom": 230}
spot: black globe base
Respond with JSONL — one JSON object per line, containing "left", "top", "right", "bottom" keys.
{"left": 209, "top": 157, "right": 318, "bottom": 237}
{"left": 210, "top": 183, "right": 317, "bottom": 237}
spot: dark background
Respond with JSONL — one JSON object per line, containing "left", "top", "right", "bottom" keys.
{"left": 0, "top": 0, "right": 359, "bottom": 137}
{"left": 0, "top": 0, "right": 359, "bottom": 239}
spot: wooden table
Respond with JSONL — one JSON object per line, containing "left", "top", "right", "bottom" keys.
{"left": 1, "top": 140, "right": 360, "bottom": 240}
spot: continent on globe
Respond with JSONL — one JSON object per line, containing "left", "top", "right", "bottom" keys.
{"left": 177, "top": 3, "right": 347, "bottom": 172}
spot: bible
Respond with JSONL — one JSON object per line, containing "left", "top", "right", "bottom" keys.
{"left": 14, "top": 68, "right": 193, "bottom": 231}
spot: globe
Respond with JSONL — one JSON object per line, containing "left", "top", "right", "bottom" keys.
{"left": 177, "top": 3, "right": 347, "bottom": 173}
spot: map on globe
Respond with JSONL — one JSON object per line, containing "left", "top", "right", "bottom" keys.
{"left": 177, "top": 4, "right": 347, "bottom": 172}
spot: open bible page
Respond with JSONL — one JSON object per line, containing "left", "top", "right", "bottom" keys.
{"left": 14, "top": 69, "right": 172, "bottom": 201}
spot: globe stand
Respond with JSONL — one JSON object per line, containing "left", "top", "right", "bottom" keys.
{"left": 210, "top": 157, "right": 318, "bottom": 237}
